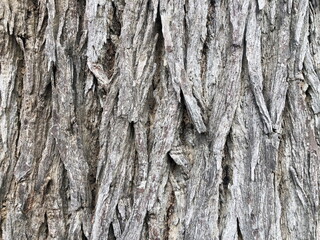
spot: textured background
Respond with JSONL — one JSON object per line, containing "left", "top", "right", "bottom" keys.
{"left": 0, "top": 0, "right": 319, "bottom": 239}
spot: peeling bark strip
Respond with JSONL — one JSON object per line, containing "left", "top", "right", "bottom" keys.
{"left": 0, "top": 0, "right": 319, "bottom": 239}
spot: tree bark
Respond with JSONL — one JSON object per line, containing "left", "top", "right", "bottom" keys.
{"left": 0, "top": 0, "right": 319, "bottom": 239}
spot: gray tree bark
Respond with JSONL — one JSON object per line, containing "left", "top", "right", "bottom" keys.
{"left": 0, "top": 0, "right": 319, "bottom": 239}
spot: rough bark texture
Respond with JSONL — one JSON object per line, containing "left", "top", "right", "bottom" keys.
{"left": 0, "top": 0, "right": 319, "bottom": 239}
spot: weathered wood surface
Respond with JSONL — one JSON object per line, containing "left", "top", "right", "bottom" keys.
{"left": 0, "top": 0, "right": 319, "bottom": 239}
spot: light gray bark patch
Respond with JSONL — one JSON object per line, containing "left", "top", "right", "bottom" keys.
{"left": 245, "top": 1, "right": 272, "bottom": 134}
{"left": 159, "top": 0, "right": 207, "bottom": 133}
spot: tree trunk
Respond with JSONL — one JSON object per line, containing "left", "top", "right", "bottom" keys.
{"left": 0, "top": 0, "right": 319, "bottom": 239}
